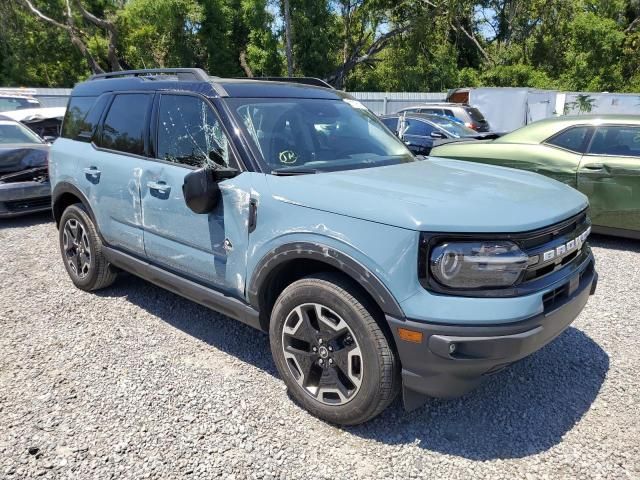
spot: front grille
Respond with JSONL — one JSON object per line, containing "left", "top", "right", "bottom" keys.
{"left": 4, "top": 196, "right": 51, "bottom": 213}
{"left": 519, "top": 212, "right": 591, "bottom": 285}
{"left": 542, "top": 260, "right": 594, "bottom": 311}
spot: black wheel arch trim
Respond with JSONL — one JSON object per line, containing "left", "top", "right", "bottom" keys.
{"left": 247, "top": 242, "right": 405, "bottom": 319}
{"left": 52, "top": 182, "right": 97, "bottom": 227}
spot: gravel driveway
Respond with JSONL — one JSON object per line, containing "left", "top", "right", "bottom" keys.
{"left": 1, "top": 213, "right": 638, "bottom": 479}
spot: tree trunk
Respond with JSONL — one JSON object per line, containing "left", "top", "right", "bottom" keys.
{"left": 283, "top": 0, "right": 294, "bottom": 76}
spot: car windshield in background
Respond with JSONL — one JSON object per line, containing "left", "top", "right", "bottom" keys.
{"left": 226, "top": 98, "right": 415, "bottom": 173}
{"left": 0, "top": 96, "right": 40, "bottom": 112}
{"left": 428, "top": 116, "right": 478, "bottom": 137}
{"left": 0, "top": 121, "right": 43, "bottom": 144}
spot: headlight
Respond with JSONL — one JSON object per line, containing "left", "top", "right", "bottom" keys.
{"left": 429, "top": 241, "right": 528, "bottom": 289}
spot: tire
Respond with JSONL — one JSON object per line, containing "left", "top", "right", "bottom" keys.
{"left": 58, "top": 203, "right": 117, "bottom": 291}
{"left": 270, "top": 272, "right": 399, "bottom": 425}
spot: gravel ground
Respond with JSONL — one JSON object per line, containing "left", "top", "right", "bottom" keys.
{"left": 1, "top": 212, "right": 639, "bottom": 479}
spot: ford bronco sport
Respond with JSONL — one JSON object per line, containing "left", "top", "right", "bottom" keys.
{"left": 50, "top": 69, "right": 597, "bottom": 425}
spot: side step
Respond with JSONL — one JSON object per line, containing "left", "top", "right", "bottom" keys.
{"left": 103, "top": 246, "right": 262, "bottom": 331}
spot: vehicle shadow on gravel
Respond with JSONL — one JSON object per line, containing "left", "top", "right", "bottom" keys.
{"left": 349, "top": 327, "right": 609, "bottom": 460}
{"left": 0, "top": 211, "right": 53, "bottom": 229}
{"left": 95, "top": 275, "right": 278, "bottom": 376}
{"left": 590, "top": 233, "right": 640, "bottom": 252}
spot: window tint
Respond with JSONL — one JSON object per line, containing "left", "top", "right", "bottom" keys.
{"left": 589, "top": 126, "right": 640, "bottom": 157}
{"left": 157, "top": 95, "right": 232, "bottom": 168}
{"left": 381, "top": 117, "right": 399, "bottom": 132}
{"left": 547, "top": 126, "right": 591, "bottom": 153}
{"left": 61, "top": 97, "right": 96, "bottom": 140}
{"left": 465, "top": 107, "right": 486, "bottom": 122}
{"left": 424, "top": 108, "right": 443, "bottom": 115}
{"left": 404, "top": 119, "right": 436, "bottom": 137}
{"left": 98, "top": 94, "right": 150, "bottom": 156}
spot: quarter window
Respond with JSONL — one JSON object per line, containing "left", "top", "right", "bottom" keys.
{"left": 61, "top": 96, "right": 96, "bottom": 140}
{"left": 98, "top": 94, "right": 150, "bottom": 156}
{"left": 157, "top": 95, "right": 232, "bottom": 168}
{"left": 589, "top": 126, "right": 640, "bottom": 157}
{"left": 547, "top": 126, "right": 591, "bottom": 153}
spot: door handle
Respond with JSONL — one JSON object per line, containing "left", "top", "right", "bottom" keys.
{"left": 83, "top": 166, "right": 101, "bottom": 182}
{"left": 147, "top": 181, "right": 171, "bottom": 193}
{"left": 584, "top": 163, "right": 605, "bottom": 170}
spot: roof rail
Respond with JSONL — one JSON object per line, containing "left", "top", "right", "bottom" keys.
{"left": 246, "top": 77, "right": 334, "bottom": 89}
{"left": 89, "top": 68, "right": 210, "bottom": 82}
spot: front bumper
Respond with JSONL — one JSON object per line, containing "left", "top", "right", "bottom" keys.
{"left": 0, "top": 181, "right": 51, "bottom": 218}
{"left": 388, "top": 254, "right": 597, "bottom": 411}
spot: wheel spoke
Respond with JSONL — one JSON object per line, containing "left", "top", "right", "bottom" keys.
{"left": 70, "top": 251, "right": 80, "bottom": 273}
{"left": 281, "top": 302, "right": 364, "bottom": 406}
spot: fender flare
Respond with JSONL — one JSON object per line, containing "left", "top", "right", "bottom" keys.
{"left": 52, "top": 182, "right": 96, "bottom": 227}
{"left": 247, "top": 242, "right": 404, "bottom": 318}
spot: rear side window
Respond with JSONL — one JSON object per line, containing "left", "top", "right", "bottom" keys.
{"left": 547, "top": 126, "right": 592, "bottom": 153}
{"left": 61, "top": 97, "right": 96, "bottom": 140}
{"left": 381, "top": 117, "right": 399, "bottom": 132}
{"left": 465, "top": 107, "right": 486, "bottom": 122}
{"left": 97, "top": 94, "right": 151, "bottom": 156}
{"left": 589, "top": 126, "right": 640, "bottom": 157}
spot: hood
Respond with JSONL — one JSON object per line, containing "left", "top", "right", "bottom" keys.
{"left": 266, "top": 158, "right": 588, "bottom": 232}
{"left": 0, "top": 145, "right": 49, "bottom": 174}
{"left": 1, "top": 107, "right": 66, "bottom": 123}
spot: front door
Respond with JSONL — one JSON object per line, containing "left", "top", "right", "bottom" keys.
{"left": 578, "top": 124, "right": 640, "bottom": 233}
{"left": 140, "top": 93, "right": 247, "bottom": 295}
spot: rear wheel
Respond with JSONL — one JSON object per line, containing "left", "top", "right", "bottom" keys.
{"left": 59, "top": 203, "right": 117, "bottom": 291}
{"left": 270, "top": 273, "right": 399, "bottom": 425}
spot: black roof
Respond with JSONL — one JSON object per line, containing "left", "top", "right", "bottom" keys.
{"left": 71, "top": 69, "right": 344, "bottom": 100}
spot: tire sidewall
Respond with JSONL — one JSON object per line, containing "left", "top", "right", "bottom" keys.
{"left": 59, "top": 204, "right": 100, "bottom": 290}
{"left": 270, "top": 279, "right": 389, "bottom": 425}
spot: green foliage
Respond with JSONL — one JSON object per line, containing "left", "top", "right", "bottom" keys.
{"left": 1, "top": 0, "right": 640, "bottom": 92}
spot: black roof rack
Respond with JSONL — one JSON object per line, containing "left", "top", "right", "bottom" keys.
{"left": 243, "top": 77, "right": 334, "bottom": 89}
{"left": 89, "top": 68, "right": 211, "bottom": 82}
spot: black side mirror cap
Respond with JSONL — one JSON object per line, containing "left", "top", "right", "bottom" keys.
{"left": 183, "top": 168, "right": 220, "bottom": 214}
{"left": 182, "top": 167, "right": 240, "bottom": 214}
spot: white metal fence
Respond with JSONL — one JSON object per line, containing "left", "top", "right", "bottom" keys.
{"left": 349, "top": 92, "right": 446, "bottom": 115}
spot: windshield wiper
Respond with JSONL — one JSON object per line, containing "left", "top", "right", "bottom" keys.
{"left": 271, "top": 167, "right": 319, "bottom": 176}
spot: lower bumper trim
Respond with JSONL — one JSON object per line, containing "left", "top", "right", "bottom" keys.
{"left": 390, "top": 262, "right": 596, "bottom": 411}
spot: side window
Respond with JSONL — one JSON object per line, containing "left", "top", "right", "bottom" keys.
{"left": 589, "top": 126, "right": 640, "bottom": 157}
{"left": 547, "top": 126, "right": 591, "bottom": 153}
{"left": 97, "top": 94, "right": 151, "bottom": 156}
{"left": 405, "top": 119, "right": 436, "bottom": 137}
{"left": 61, "top": 96, "right": 96, "bottom": 140}
{"left": 443, "top": 109, "right": 456, "bottom": 118}
{"left": 381, "top": 117, "right": 399, "bottom": 132}
{"left": 424, "top": 108, "right": 443, "bottom": 116}
{"left": 157, "top": 94, "right": 232, "bottom": 168}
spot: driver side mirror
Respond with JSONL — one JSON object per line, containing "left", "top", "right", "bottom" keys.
{"left": 182, "top": 166, "right": 239, "bottom": 214}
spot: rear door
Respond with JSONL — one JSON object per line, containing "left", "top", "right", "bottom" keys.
{"left": 140, "top": 92, "right": 246, "bottom": 294}
{"left": 83, "top": 93, "right": 152, "bottom": 256}
{"left": 578, "top": 124, "right": 640, "bottom": 233}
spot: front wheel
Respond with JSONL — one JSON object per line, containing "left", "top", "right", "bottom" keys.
{"left": 270, "top": 273, "right": 399, "bottom": 425}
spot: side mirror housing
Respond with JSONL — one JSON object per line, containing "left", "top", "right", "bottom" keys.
{"left": 182, "top": 167, "right": 240, "bottom": 214}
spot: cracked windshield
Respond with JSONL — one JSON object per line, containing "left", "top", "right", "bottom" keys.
{"left": 158, "top": 95, "right": 231, "bottom": 168}
{"left": 228, "top": 98, "right": 414, "bottom": 172}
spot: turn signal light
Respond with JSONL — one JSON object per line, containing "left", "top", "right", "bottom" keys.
{"left": 398, "top": 328, "right": 423, "bottom": 343}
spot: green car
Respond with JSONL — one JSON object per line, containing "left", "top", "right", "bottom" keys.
{"left": 431, "top": 115, "right": 640, "bottom": 239}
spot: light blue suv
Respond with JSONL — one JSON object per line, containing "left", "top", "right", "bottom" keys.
{"left": 50, "top": 69, "right": 597, "bottom": 425}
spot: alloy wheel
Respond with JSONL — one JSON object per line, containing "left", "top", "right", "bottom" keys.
{"left": 62, "top": 218, "right": 91, "bottom": 278}
{"left": 281, "top": 303, "right": 363, "bottom": 405}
